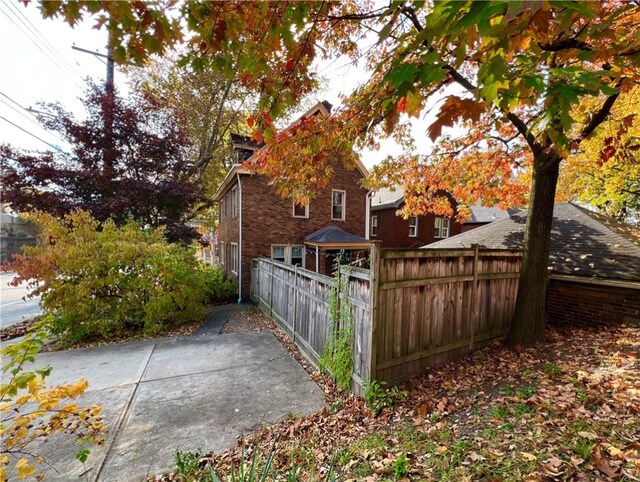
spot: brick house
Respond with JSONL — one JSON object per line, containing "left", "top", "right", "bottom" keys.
{"left": 425, "top": 203, "right": 640, "bottom": 327}
{"left": 369, "top": 187, "right": 462, "bottom": 248}
{"left": 213, "top": 102, "right": 370, "bottom": 300}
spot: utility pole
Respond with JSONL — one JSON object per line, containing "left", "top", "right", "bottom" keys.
{"left": 72, "top": 29, "right": 116, "bottom": 173}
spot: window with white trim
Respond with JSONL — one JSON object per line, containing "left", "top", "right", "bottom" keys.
{"left": 409, "top": 216, "right": 418, "bottom": 237}
{"left": 271, "top": 245, "right": 305, "bottom": 268}
{"left": 219, "top": 241, "right": 225, "bottom": 265}
{"left": 230, "top": 243, "right": 238, "bottom": 274}
{"left": 434, "top": 217, "right": 450, "bottom": 238}
{"left": 370, "top": 215, "right": 378, "bottom": 237}
{"left": 292, "top": 202, "right": 309, "bottom": 218}
{"left": 230, "top": 186, "right": 238, "bottom": 218}
{"left": 331, "top": 190, "right": 345, "bottom": 220}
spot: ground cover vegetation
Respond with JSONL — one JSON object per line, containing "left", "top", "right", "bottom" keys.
{"left": 38, "top": 0, "right": 640, "bottom": 344}
{"left": 2, "top": 210, "right": 236, "bottom": 345}
{"left": 152, "top": 309, "right": 639, "bottom": 481}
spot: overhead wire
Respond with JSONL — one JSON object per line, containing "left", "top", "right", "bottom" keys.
{"left": 0, "top": 115, "right": 67, "bottom": 154}
{"left": 0, "top": 3, "right": 84, "bottom": 89}
{"left": 1, "top": 0, "right": 82, "bottom": 79}
{"left": 0, "top": 94, "right": 67, "bottom": 146}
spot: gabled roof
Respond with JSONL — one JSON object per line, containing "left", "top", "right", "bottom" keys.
{"left": 425, "top": 203, "right": 640, "bottom": 281}
{"left": 371, "top": 187, "right": 404, "bottom": 210}
{"left": 213, "top": 100, "right": 369, "bottom": 202}
{"left": 304, "top": 226, "right": 369, "bottom": 248}
{"left": 466, "top": 204, "right": 518, "bottom": 223}
{"left": 230, "top": 133, "right": 264, "bottom": 150}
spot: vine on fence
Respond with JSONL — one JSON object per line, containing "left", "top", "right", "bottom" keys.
{"left": 319, "top": 256, "right": 354, "bottom": 392}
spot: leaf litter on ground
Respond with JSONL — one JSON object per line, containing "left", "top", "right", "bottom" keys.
{"left": 150, "top": 310, "right": 639, "bottom": 481}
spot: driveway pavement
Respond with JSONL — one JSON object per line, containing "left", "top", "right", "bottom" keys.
{"left": 16, "top": 305, "right": 325, "bottom": 481}
{"left": 0, "top": 272, "right": 41, "bottom": 328}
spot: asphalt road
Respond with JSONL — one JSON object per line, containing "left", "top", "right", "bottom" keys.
{"left": 0, "top": 272, "right": 41, "bottom": 328}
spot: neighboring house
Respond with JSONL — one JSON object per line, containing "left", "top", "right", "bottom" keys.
{"left": 460, "top": 204, "right": 518, "bottom": 232}
{"left": 0, "top": 209, "right": 38, "bottom": 264}
{"left": 425, "top": 202, "right": 640, "bottom": 326}
{"left": 370, "top": 187, "right": 462, "bottom": 248}
{"left": 214, "top": 102, "right": 370, "bottom": 300}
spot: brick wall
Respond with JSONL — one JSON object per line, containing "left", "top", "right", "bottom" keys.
{"left": 371, "top": 204, "right": 462, "bottom": 248}
{"left": 546, "top": 279, "right": 640, "bottom": 327}
{"left": 217, "top": 163, "right": 367, "bottom": 299}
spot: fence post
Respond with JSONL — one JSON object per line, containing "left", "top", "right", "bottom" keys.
{"left": 293, "top": 265, "right": 298, "bottom": 343}
{"left": 369, "top": 241, "right": 382, "bottom": 383}
{"left": 469, "top": 244, "right": 480, "bottom": 350}
{"left": 269, "top": 260, "right": 275, "bottom": 317}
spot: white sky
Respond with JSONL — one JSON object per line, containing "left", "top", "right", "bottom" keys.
{"left": 0, "top": 2, "right": 442, "bottom": 170}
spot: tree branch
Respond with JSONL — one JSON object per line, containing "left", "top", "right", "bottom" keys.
{"left": 578, "top": 91, "right": 620, "bottom": 141}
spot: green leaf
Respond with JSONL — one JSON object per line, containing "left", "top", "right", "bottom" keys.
{"left": 388, "top": 64, "right": 419, "bottom": 89}
{"left": 76, "top": 449, "right": 90, "bottom": 464}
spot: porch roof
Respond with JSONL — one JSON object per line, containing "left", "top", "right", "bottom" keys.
{"left": 304, "top": 226, "right": 370, "bottom": 249}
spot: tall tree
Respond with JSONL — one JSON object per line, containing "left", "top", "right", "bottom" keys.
{"left": 0, "top": 83, "right": 203, "bottom": 242}
{"left": 38, "top": 1, "right": 640, "bottom": 344}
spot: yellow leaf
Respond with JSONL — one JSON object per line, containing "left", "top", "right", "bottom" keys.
{"left": 16, "top": 458, "right": 36, "bottom": 479}
{"left": 405, "top": 90, "right": 423, "bottom": 118}
{"left": 520, "top": 452, "right": 537, "bottom": 462}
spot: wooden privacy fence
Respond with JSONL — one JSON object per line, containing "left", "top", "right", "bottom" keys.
{"left": 371, "top": 246, "right": 522, "bottom": 383}
{"left": 251, "top": 258, "right": 372, "bottom": 394}
{"left": 251, "top": 244, "right": 522, "bottom": 393}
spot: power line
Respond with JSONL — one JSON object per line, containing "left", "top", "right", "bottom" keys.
{"left": 0, "top": 3, "right": 83, "bottom": 89}
{"left": 0, "top": 116, "right": 66, "bottom": 154}
{"left": 1, "top": 0, "right": 81, "bottom": 78}
{"left": 0, "top": 95, "right": 67, "bottom": 145}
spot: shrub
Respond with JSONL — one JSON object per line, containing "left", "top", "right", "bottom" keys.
{"left": 200, "top": 264, "right": 238, "bottom": 304}
{"left": 4, "top": 210, "right": 214, "bottom": 343}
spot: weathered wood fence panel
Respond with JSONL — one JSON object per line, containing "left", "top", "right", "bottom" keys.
{"left": 251, "top": 245, "right": 521, "bottom": 392}
{"left": 251, "top": 258, "right": 372, "bottom": 394}
{"left": 374, "top": 247, "right": 521, "bottom": 383}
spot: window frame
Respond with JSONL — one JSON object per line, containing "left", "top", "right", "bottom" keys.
{"left": 409, "top": 216, "right": 419, "bottom": 237}
{"left": 219, "top": 241, "right": 225, "bottom": 265}
{"left": 370, "top": 215, "right": 378, "bottom": 237}
{"left": 331, "top": 189, "right": 346, "bottom": 221}
{"left": 292, "top": 202, "right": 309, "bottom": 219}
{"left": 230, "top": 242, "right": 238, "bottom": 274}
{"left": 434, "top": 217, "right": 451, "bottom": 239}
{"left": 271, "top": 244, "right": 305, "bottom": 268}
{"left": 230, "top": 186, "right": 238, "bottom": 219}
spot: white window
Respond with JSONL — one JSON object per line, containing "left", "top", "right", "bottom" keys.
{"left": 371, "top": 215, "right": 378, "bottom": 237}
{"left": 271, "top": 245, "right": 305, "bottom": 268}
{"left": 292, "top": 202, "right": 309, "bottom": 218}
{"left": 219, "top": 241, "right": 225, "bottom": 265}
{"left": 434, "top": 217, "right": 450, "bottom": 239}
{"left": 331, "top": 190, "right": 345, "bottom": 220}
{"left": 409, "top": 216, "right": 418, "bottom": 237}
{"left": 272, "top": 245, "right": 286, "bottom": 263}
{"left": 230, "top": 242, "right": 238, "bottom": 274}
{"left": 230, "top": 186, "right": 238, "bottom": 218}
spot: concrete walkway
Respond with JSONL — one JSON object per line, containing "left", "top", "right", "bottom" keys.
{"left": 18, "top": 304, "right": 325, "bottom": 481}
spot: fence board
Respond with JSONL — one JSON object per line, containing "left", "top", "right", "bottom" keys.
{"left": 373, "top": 247, "right": 522, "bottom": 384}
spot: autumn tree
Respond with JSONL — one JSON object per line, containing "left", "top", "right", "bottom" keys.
{"left": 0, "top": 83, "right": 203, "bottom": 242}
{"left": 37, "top": 1, "right": 640, "bottom": 344}
{"left": 557, "top": 87, "right": 640, "bottom": 224}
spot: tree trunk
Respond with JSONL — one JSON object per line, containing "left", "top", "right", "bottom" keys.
{"left": 507, "top": 152, "right": 561, "bottom": 346}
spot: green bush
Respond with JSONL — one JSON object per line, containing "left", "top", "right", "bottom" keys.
{"left": 200, "top": 264, "right": 238, "bottom": 303}
{"left": 6, "top": 210, "right": 216, "bottom": 343}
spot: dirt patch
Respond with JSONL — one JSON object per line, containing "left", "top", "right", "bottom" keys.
{"left": 221, "top": 308, "right": 267, "bottom": 334}
{"left": 0, "top": 317, "right": 40, "bottom": 341}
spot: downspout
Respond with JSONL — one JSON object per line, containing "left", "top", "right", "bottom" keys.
{"left": 236, "top": 173, "right": 242, "bottom": 303}
{"left": 365, "top": 189, "right": 373, "bottom": 240}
